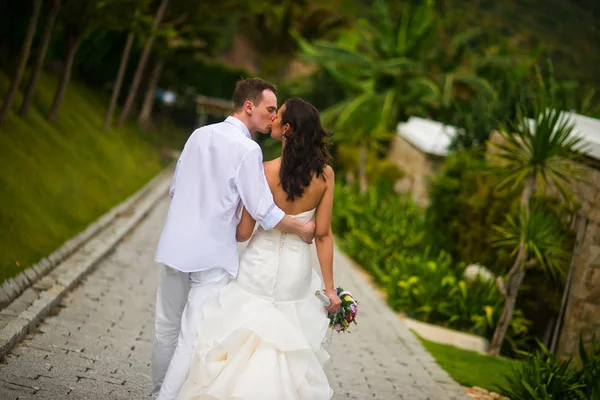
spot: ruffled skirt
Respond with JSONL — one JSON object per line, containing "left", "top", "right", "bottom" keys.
{"left": 176, "top": 270, "right": 333, "bottom": 400}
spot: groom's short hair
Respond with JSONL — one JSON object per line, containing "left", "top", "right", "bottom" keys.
{"left": 233, "top": 78, "right": 278, "bottom": 111}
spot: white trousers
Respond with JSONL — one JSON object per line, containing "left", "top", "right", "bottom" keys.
{"left": 152, "top": 265, "right": 229, "bottom": 400}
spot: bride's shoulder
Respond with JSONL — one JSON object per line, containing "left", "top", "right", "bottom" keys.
{"left": 263, "top": 157, "right": 282, "bottom": 184}
{"left": 263, "top": 157, "right": 281, "bottom": 167}
{"left": 263, "top": 157, "right": 282, "bottom": 172}
{"left": 322, "top": 165, "right": 334, "bottom": 180}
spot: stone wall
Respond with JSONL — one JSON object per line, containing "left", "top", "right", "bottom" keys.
{"left": 387, "top": 135, "right": 445, "bottom": 207}
{"left": 557, "top": 162, "right": 600, "bottom": 356}
{"left": 488, "top": 131, "right": 600, "bottom": 356}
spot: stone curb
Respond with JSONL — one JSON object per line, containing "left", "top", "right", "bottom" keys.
{"left": 0, "top": 166, "right": 174, "bottom": 360}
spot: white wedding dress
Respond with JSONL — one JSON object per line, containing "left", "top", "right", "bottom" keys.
{"left": 177, "top": 209, "right": 333, "bottom": 400}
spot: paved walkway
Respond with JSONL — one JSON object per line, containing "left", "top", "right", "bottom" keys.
{"left": 0, "top": 196, "right": 469, "bottom": 399}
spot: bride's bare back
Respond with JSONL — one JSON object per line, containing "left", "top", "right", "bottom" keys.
{"left": 263, "top": 157, "right": 332, "bottom": 216}
{"left": 235, "top": 96, "right": 341, "bottom": 315}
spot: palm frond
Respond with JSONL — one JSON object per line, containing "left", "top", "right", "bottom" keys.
{"left": 448, "top": 28, "right": 482, "bottom": 59}
{"left": 377, "top": 58, "right": 421, "bottom": 74}
{"left": 312, "top": 42, "right": 375, "bottom": 69}
{"left": 410, "top": 77, "right": 441, "bottom": 100}
{"left": 490, "top": 107, "right": 588, "bottom": 199}
{"left": 442, "top": 74, "right": 455, "bottom": 108}
{"left": 379, "top": 89, "right": 397, "bottom": 131}
{"left": 335, "top": 92, "right": 375, "bottom": 131}
{"left": 396, "top": 1, "right": 411, "bottom": 56}
{"left": 400, "top": 1, "right": 436, "bottom": 57}
{"left": 454, "top": 73, "right": 497, "bottom": 100}
{"left": 492, "top": 209, "right": 569, "bottom": 277}
{"left": 320, "top": 98, "right": 351, "bottom": 125}
{"left": 374, "top": 0, "right": 394, "bottom": 57}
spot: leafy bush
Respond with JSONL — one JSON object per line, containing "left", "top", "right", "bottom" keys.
{"left": 425, "top": 149, "right": 515, "bottom": 272}
{"left": 332, "top": 180, "right": 532, "bottom": 352}
{"left": 500, "top": 336, "right": 600, "bottom": 400}
{"left": 384, "top": 250, "right": 498, "bottom": 331}
{"left": 501, "top": 346, "right": 583, "bottom": 399}
{"left": 577, "top": 336, "right": 600, "bottom": 400}
{"left": 425, "top": 150, "right": 577, "bottom": 350}
{"left": 332, "top": 180, "right": 425, "bottom": 282}
{"left": 471, "top": 305, "right": 533, "bottom": 358}
{"left": 383, "top": 250, "right": 532, "bottom": 350}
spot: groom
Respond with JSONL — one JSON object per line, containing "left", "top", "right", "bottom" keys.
{"left": 151, "top": 78, "right": 316, "bottom": 400}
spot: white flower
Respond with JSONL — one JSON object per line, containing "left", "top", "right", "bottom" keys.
{"left": 463, "top": 263, "right": 494, "bottom": 283}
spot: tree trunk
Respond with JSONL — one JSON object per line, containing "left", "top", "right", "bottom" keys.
{"left": 488, "top": 172, "right": 537, "bottom": 356}
{"left": 358, "top": 143, "right": 368, "bottom": 193}
{"left": 0, "top": 0, "right": 43, "bottom": 124}
{"left": 137, "top": 58, "right": 164, "bottom": 130}
{"left": 48, "top": 32, "right": 83, "bottom": 121}
{"left": 520, "top": 174, "right": 535, "bottom": 219}
{"left": 489, "top": 267, "right": 527, "bottom": 355}
{"left": 116, "top": 0, "right": 169, "bottom": 128}
{"left": 103, "top": 30, "right": 135, "bottom": 131}
{"left": 19, "top": 0, "right": 61, "bottom": 116}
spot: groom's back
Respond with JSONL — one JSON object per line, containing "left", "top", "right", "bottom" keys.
{"left": 180, "top": 121, "right": 258, "bottom": 196}
{"left": 155, "top": 119, "right": 260, "bottom": 274}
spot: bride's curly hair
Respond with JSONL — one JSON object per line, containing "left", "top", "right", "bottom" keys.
{"left": 280, "top": 98, "right": 333, "bottom": 201}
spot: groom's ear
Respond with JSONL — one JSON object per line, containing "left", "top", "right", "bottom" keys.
{"left": 243, "top": 100, "right": 253, "bottom": 115}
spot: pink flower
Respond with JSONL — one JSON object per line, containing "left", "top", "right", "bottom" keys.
{"left": 334, "top": 324, "right": 343, "bottom": 332}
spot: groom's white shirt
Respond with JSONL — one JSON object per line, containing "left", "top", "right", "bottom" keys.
{"left": 155, "top": 116, "right": 284, "bottom": 276}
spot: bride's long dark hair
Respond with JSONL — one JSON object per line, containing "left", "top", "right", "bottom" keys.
{"left": 280, "top": 98, "right": 332, "bottom": 201}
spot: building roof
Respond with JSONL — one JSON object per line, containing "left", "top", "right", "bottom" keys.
{"left": 397, "top": 112, "right": 600, "bottom": 161}
{"left": 557, "top": 111, "right": 600, "bottom": 161}
{"left": 396, "top": 117, "right": 457, "bottom": 157}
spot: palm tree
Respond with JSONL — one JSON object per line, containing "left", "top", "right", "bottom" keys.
{"left": 103, "top": 9, "right": 141, "bottom": 131}
{"left": 48, "top": 22, "right": 85, "bottom": 121}
{"left": 48, "top": 0, "right": 139, "bottom": 121}
{"left": 239, "top": 0, "right": 348, "bottom": 79}
{"left": 296, "top": 0, "right": 439, "bottom": 192}
{"left": 116, "top": 0, "right": 169, "bottom": 128}
{"left": 488, "top": 105, "right": 586, "bottom": 356}
{"left": 137, "top": 57, "right": 165, "bottom": 129}
{"left": 296, "top": 0, "right": 503, "bottom": 192}
{"left": 19, "top": 0, "right": 61, "bottom": 117}
{"left": 0, "top": 0, "right": 42, "bottom": 124}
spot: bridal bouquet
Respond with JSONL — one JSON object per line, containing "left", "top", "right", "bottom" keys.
{"left": 315, "top": 287, "right": 358, "bottom": 333}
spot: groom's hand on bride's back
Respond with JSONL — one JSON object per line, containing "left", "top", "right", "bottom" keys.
{"left": 296, "top": 220, "right": 316, "bottom": 244}
{"left": 275, "top": 215, "right": 315, "bottom": 243}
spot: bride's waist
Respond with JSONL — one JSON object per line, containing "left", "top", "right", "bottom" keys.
{"left": 249, "top": 231, "right": 311, "bottom": 250}
{"left": 256, "top": 229, "right": 308, "bottom": 241}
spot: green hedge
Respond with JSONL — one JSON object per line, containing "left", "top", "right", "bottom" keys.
{"left": 332, "top": 180, "right": 531, "bottom": 355}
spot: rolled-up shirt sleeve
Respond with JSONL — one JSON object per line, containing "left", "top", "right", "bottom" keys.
{"left": 235, "top": 148, "right": 284, "bottom": 230}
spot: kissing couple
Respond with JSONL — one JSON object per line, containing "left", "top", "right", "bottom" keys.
{"left": 152, "top": 78, "right": 342, "bottom": 400}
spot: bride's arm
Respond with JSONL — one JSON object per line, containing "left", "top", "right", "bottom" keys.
{"left": 315, "top": 166, "right": 341, "bottom": 313}
{"left": 236, "top": 207, "right": 256, "bottom": 242}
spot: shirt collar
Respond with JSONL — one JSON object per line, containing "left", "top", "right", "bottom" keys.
{"left": 225, "top": 116, "right": 252, "bottom": 139}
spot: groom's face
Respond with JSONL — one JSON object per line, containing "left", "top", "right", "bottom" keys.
{"left": 251, "top": 90, "right": 278, "bottom": 134}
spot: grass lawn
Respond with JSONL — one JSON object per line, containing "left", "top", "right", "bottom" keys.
{"left": 0, "top": 69, "right": 186, "bottom": 284}
{"left": 416, "top": 334, "right": 519, "bottom": 393}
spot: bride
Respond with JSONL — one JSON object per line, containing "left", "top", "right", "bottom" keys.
{"left": 176, "top": 98, "right": 342, "bottom": 400}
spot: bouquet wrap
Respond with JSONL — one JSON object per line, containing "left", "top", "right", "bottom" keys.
{"left": 314, "top": 287, "right": 358, "bottom": 333}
